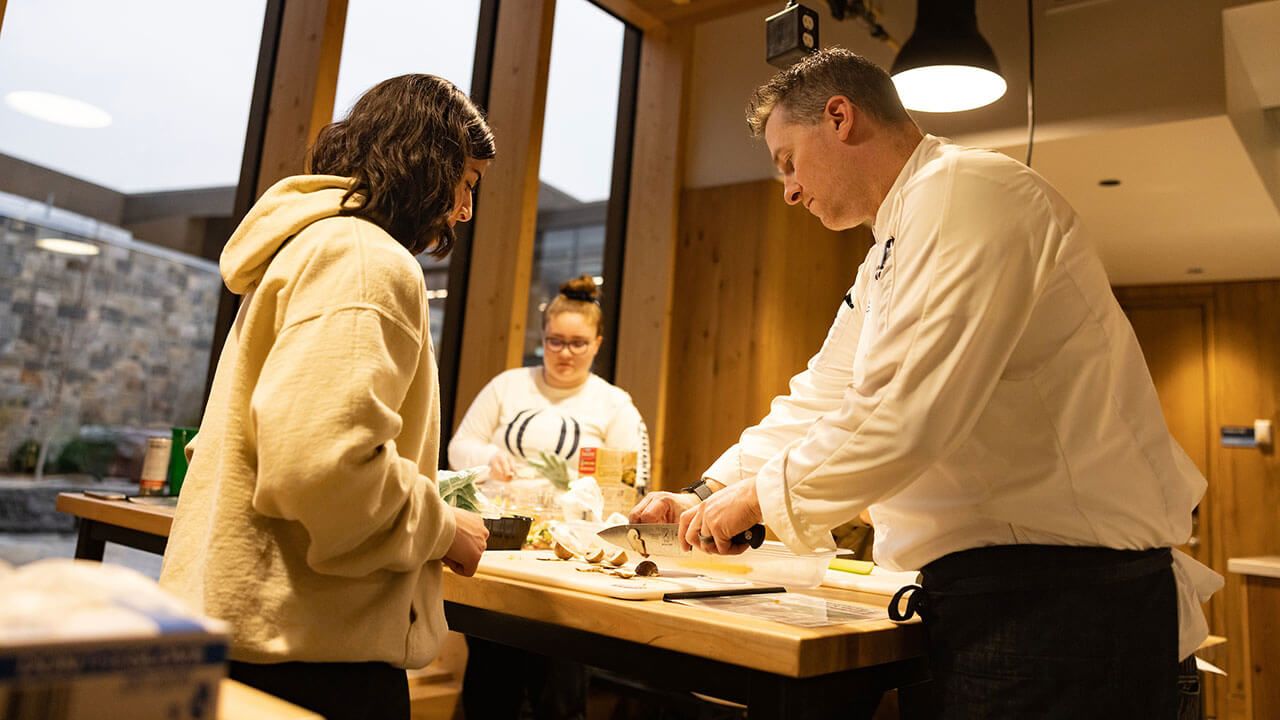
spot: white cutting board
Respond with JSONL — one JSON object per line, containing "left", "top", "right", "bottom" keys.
{"left": 478, "top": 550, "right": 781, "bottom": 600}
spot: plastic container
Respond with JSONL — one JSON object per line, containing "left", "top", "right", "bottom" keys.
{"left": 668, "top": 540, "right": 835, "bottom": 589}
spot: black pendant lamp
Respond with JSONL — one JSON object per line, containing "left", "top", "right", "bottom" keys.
{"left": 890, "top": 0, "right": 1006, "bottom": 112}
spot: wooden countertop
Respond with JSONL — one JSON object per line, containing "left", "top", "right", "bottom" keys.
{"left": 447, "top": 562, "right": 921, "bottom": 679}
{"left": 1228, "top": 556, "right": 1280, "bottom": 579}
{"left": 55, "top": 492, "right": 174, "bottom": 536}
{"left": 57, "top": 492, "right": 923, "bottom": 680}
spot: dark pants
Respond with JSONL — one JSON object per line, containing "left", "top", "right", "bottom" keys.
{"left": 462, "top": 637, "right": 588, "bottom": 720}
{"left": 229, "top": 660, "right": 409, "bottom": 720}
{"left": 896, "top": 544, "right": 1188, "bottom": 720}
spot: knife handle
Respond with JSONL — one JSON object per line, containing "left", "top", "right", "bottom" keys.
{"left": 731, "top": 524, "right": 766, "bottom": 549}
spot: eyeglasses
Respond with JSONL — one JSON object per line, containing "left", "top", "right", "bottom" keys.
{"left": 544, "top": 336, "right": 592, "bottom": 355}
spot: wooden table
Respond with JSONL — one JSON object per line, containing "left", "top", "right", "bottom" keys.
{"left": 57, "top": 492, "right": 927, "bottom": 719}
{"left": 55, "top": 492, "right": 173, "bottom": 560}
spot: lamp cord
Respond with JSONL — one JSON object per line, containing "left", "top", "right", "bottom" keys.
{"left": 1025, "top": 0, "right": 1035, "bottom": 167}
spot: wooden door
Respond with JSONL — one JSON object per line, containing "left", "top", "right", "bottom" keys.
{"left": 1120, "top": 294, "right": 1224, "bottom": 717}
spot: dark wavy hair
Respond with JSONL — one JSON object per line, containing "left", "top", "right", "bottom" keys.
{"left": 308, "top": 74, "right": 496, "bottom": 258}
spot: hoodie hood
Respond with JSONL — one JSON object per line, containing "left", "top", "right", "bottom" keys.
{"left": 221, "top": 175, "right": 359, "bottom": 294}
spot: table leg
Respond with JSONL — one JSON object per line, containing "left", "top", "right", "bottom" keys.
{"left": 746, "top": 674, "right": 886, "bottom": 720}
{"left": 74, "top": 519, "right": 106, "bottom": 561}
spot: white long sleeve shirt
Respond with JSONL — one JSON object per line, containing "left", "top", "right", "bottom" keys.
{"left": 705, "top": 135, "right": 1221, "bottom": 658}
{"left": 449, "top": 367, "right": 644, "bottom": 472}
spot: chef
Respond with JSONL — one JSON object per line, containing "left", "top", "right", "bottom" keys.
{"left": 631, "top": 47, "right": 1221, "bottom": 717}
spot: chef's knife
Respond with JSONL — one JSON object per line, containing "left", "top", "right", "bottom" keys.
{"left": 597, "top": 523, "right": 765, "bottom": 557}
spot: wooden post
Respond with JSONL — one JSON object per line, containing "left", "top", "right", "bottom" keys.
{"left": 454, "top": 0, "right": 557, "bottom": 424}
{"left": 613, "top": 26, "right": 693, "bottom": 490}
{"left": 254, "top": 0, "right": 348, "bottom": 197}
{"left": 205, "top": 0, "right": 347, "bottom": 408}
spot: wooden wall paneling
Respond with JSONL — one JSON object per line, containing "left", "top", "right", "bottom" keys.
{"left": 662, "top": 178, "right": 869, "bottom": 491}
{"left": 1213, "top": 281, "right": 1280, "bottom": 720}
{"left": 1117, "top": 280, "right": 1280, "bottom": 720}
{"left": 454, "top": 0, "right": 556, "bottom": 423}
{"left": 663, "top": 183, "right": 764, "bottom": 487}
{"left": 254, "top": 0, "right": 348, "bottom": 197}
{"left": 1243, "top": 576, "right": 1280, "bottom": 720}
{"left": 1124, "top": 304, "right": 1210, "bottom": 473}
{"left": 1116, "top": 286, "right": 1225, "bottom": 717}
{"left": 614, "top": 25, "right": 693, "bottom": 490}
{"left": 756, "top": 185, "right": 870, "bottom": 417}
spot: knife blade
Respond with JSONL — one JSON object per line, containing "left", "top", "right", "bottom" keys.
{"left": 597, "top": 523, "right": 766, "bottom": 557}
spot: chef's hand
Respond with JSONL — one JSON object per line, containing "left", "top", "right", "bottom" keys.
{"left": 628, "top": 491, "right": 698, "bottom": 524}
{"left": 487, "top": 451, "right": 516, "bottom": 483}
{"left": 679, "top": 478, "right": 763, "bottom": 556}
{"left": 444, "top": 507, "right": 489, "bottom": 576}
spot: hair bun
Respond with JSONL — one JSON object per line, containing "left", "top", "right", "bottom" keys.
{"left": 558, "top": 274, "right": 600, "bottom": 303}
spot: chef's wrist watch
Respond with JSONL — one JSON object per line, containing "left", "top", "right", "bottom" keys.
{"left": 680, "top": 478, "right": 715, "bottom": 501}
{"left": 680, "top": 478, "right": 767, "bottom": 549}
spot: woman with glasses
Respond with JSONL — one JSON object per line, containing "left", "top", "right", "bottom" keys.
{"left": 448, "top": 274, "right": 644, "bottom": 720}
{"left": 449, "top": 274, "right": 644, "bottom": 484}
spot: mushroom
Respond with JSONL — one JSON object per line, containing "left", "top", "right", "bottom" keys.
{"left": 585, "top": 547, "right": 605, "bottom": 564}
{"left": 635, "top": 560, "right": 659, "bottom": 577}
{"left": 627, "top": 528, "right": 646, "bottom": 556}
{"left": 552, "top": 541, "right": 575, "bottom": 560}
{"left": 605, "top": 549, "right": 628, "bottom": 567}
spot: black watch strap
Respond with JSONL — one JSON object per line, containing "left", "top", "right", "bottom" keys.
{"left": 680, "top": 478, "right": 714, "bottom": 501}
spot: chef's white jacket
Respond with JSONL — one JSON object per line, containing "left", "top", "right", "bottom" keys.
{"left": 704, "top": 134, "right": 1222, "bottom": 658}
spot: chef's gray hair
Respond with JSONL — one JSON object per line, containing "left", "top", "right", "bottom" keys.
{"left": 746, "top": 47, "right": 912, "bottom": 137}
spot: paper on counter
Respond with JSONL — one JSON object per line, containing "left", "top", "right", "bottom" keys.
{"left": 822, "top": 566, "right": 921, "bottom": 596}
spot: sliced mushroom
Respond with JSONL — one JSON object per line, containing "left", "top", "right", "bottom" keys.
{"left": 627, "top": 528, "right": 646, "bottom": 556}
{"left": 585, "top": 547, "right": 605, "bottom": 564}
{"left": 605, "top": 549, "right": 628, "bottom": 567}
{"left": 552, "top": 541, "right": 575, "bottom": 560}
{"left": 635, "top": 560, "right": 659, "bottom": 577}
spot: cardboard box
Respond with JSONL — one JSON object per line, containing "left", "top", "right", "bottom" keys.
{"left": 578, "top": 447, "right": 638, "bottom": 518}
{"left": 0, "top": 630, "right": 227, "bottom": 720}
{"left": 0, "top": 560, "right": 227, "bottom": 720}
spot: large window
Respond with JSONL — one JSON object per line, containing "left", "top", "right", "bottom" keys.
{"left": 0, "top": 1, "right": 266, "bottom": 482}
{"left": 522, "top": 0, "right": 628, "bottom": 368}
{"left": 332, "top": 0, "right": 483, "bottom": 352}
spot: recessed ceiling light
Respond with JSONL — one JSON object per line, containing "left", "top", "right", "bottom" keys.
{"left": 5, "top": 90, "right": 112, "bottom": 129}
{"left": 1098, "top": 178, "right": 1121, "bottom": 186}
{"left": 36, "top": 237, "right": 100, "bottom": 256}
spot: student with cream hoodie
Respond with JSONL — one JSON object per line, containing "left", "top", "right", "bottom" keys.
{"left": 159, "top": 75, "right": 493, "bottom": 720}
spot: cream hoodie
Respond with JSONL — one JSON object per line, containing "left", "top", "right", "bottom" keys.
{"left": 159, "top": 175, "right": 457, "bottom": 668}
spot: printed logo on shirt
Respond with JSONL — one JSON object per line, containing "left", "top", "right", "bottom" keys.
{"left": 504, "top": 408, "right": 582, "bottom": 461}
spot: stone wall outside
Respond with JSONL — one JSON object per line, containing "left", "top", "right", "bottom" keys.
{"left": 0, "top": 215, "right": 221, "bottom": 475}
